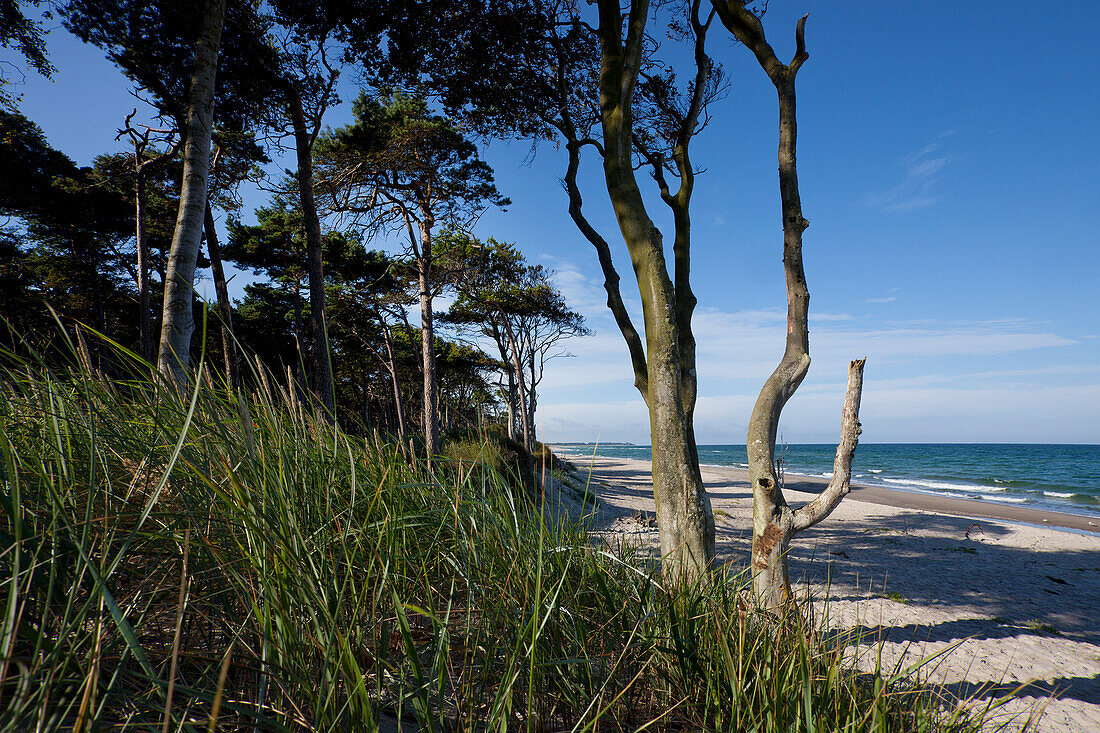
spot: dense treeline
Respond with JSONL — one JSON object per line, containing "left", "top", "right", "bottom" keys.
{"left": 0, "top": 2, "right": 586, "bottom": 449}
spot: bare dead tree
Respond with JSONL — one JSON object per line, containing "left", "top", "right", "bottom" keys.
{"left": 712, "top": 2, "right": 867, "bottom": 610}
{"left": 117, "top": 111, "right": 180, "bottom": 364}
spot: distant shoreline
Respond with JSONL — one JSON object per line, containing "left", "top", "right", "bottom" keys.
{"left": 564, "top": 453, "right": 1100, "bottom": 535}
{"left": 551, "top": 443, "right": 1100, "bottom": 528}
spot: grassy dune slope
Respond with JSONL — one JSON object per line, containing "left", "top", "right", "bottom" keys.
{"left": 0, "top": 341, "right": 995, "bottom": 731}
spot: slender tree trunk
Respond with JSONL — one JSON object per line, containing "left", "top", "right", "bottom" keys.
{"left": 133, "top": 139, "right": 177, "bottom": 364}
{"left": 381, "top": 325, "right": 407, "bottom": 440}
{"left": 204, "top": 203, "right": 238, "bottom": 390}
{"left": 514, "top": 366, "right": 532, "bottom": 454}
{"left": 506, "top": 377, "right": 516, "bottom": 440}
{"left": 287, "top": 89, "right": 334, "bottom": 420}
{"left": 527, "top": 351, "right": 537, "bottom": 445}
{"left": 391, "top": 371, "right": 406, "bottom": 439}
{"left": 502, "top": 323, "right": 533, "bottom": 455}
{"left": 157, "top": 0, "right": 224, "bottom": 385}
{"left": 135, "top": 165, "right": 153, "bottom": 363}
{"left": 417, "top": 228, "right": 439, "bottom": 457}
{"left": 643, "top": 311, "right": 713, "bottom": 581}
{"left": 745, "top": 64, "right": 811, "bottom": 608}
{"left": 493, "top": 331, "right": 517, "bottom": 440}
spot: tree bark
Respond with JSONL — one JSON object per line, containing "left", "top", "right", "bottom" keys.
{"left": 287, "top": 88, "right": 335, "bottom": 420}
{"left": 595, "top": 0, "right": 715, "bottom": 583}
{"left": 506, "top": 376, "right": 516, "bottom": 440}
{"left": 748, "top": 361, "right": 865, "bottom": 610}
{"left": 204, "top": 202, "right": 238, "bottom": 390}
{"left": 492, "top": 329, "right": 518, "bottom": 440}
{"left": 129, "top": 126, "right": 177, "bottom": 365}
{"left": 418, "top": 224, "right": 439, "bottom": 457}
{"left": 527, "top": 351, "right": 537, "bottom": 446}
{"left": 502, "top": 321, "right": 533, "bottom": 455}
{"left": 744, "top": 55, "right": 812, "bottom": 608}
{"left": 157, "top": 0, "right": 224, "bottom": 385}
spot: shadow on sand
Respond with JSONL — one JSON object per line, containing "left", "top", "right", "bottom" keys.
{"left": 579, "top": 458, "right": 1100, "bottom": 709}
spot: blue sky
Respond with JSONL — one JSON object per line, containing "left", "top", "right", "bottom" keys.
{"left": 5, "top": 1, "right": 1099, "bottom": 444}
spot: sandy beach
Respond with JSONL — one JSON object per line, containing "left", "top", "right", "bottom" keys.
{"left": 568, "top": 455, "right": 1100, "bottom": 733}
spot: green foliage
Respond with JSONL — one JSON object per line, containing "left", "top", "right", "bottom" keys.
{"left": 379, "top": 0, "right": 584, "bottom": 139}
{"left": 444, "top": 427, "right": 534, "bottom": 487}
{"left": 0, "top": 337, "right": 993, "bottom": 732}
{"left": 0, "top": 108, "right": 72, "bottom": 212}
{"left": 0, "top": 110, "right": 155, "bottom": 356}
{"left": 60, "top": 0, "right": 268, "bottom": 132}
{"left": 441, "top": 232, "right": 589, "bottom": 443}
{"left": 228, "top": 197, "right": 328, "bottom": 285}
{"left": 0, "top": 0, "right": 54, "bottom": 107}
{"left": 446, "top": 233, "right": 588, "bottom": 346}
{"left": 532, "top": 440, "right": 576, "bottom": 474}
{"left": 315, "top": 90, "right": 509, "bottom": 236}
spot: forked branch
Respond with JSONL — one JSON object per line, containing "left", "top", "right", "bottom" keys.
{"left": 792, "top": 358, "right": 866, "bottom": 533}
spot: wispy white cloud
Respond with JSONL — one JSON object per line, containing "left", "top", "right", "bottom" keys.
{"left": 514, "top": 265, "right": 1088, "bottom": 443}
{"left": 772, "top": 380, "right": 1100, "bottom": 444}
{"left": 796, "top": 363, "right": 1100, "bottom": 396}
{"left": 537, "top": 255, "right": 608, "bottom": 313}
{"left": 865, "top": 132, "right": 954, "bottom": 213}
{"left": 535, "top": 307, "right": 1076, "bottom": 395}
{"left": 539, "top": 382, "right": 1100, "bottom": 445}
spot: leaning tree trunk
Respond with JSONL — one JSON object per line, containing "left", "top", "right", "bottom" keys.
{"left": 205, "top": 204, "right": 256, "bottom": 459}
{"left": 285, "top": 90, "right": 335, "bottom": 421}
{"left": 744, "top": 39, "right": 813, "bottom": 610}
{"left": 748, "top": 360, "right": 865, "bottom": 610}
{"left": 133, "top": 138, "right": 177, "bottom": 364}
{"left": 492, "top": 330, "right": 517, "bottom": 441}
{"left": 204, "top": 203, "right": 239, "bottom": 390}
{"left": 157, "top": 0, "right": 225, "bottom": 385}
{"left": 505, "top": 378, "right": 516, "bottom": 441}
{"left": 527, "top": 351, "right": 538, "bottom": 446}
{"left": 712, "top": 5, "right": 867, "bottom": 611}
{"left": 502, "top": 323, "right": 533, "bottom": 455}
{"left": 380, "top": 323, "right": 407, "bottom": 441}
{"left": 135, "top": 165, "right": 153, "bottom": 363}
{"left": 642, "top": 285, "right": 714, "bottom": 582}
{"left": 602, "top": 177, "right": 714, "bottom": 581}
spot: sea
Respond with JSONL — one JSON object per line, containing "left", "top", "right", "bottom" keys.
{"left": 551, "top": 443, "right": 1100, "bottom": 519}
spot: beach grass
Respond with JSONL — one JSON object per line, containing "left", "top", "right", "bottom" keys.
{"left": 0, "top": 336, "right": 997, "bottom": 731}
